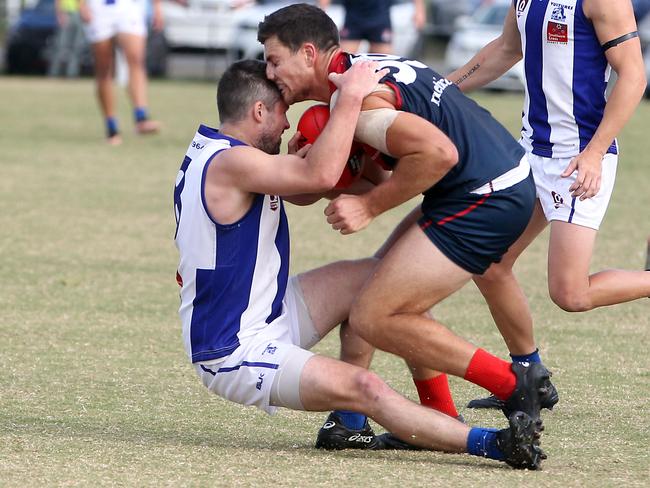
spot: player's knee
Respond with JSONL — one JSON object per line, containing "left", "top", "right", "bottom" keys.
{"left": 351, "top": 369, "right": 388, "bottom": 404}
{"left": 476, "top": 260, "right": 515, "bottom": 284}
{"left": 549, "top": 284, "right": 592, "bottom": 312}
{"left": 349, "top": 297, "right": 383, "bottom": 341}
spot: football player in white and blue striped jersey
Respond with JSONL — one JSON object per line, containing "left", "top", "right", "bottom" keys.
{"left": 448, "top": 0, "right": 650, "bottom": 409}
{"left": 172, "top": 59, "right": 545, "bottom": 468}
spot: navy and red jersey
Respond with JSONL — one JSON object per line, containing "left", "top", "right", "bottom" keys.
{"left": 327, "top": 52, "right": 525, "bottom": 198}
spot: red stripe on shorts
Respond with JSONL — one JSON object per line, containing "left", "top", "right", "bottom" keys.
{"left": 420, "top": 193, "right": 492, "bottom": 228}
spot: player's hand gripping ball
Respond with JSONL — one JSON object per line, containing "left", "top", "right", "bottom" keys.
{"left": 296, "top": 105, "right": 364, "bottom": 189}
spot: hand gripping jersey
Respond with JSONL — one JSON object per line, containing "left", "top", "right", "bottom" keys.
{"left": 328, "top": 52, "right": 525, "bottom": 199}
{"left": 515, "top": 0, "right": 617, "bottom": 158}
{"left": 174, "top": 125, "right": 290, "bottom": 363}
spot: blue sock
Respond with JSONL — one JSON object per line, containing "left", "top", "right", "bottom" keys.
{"left": 334, "top": 410, "right": 367, "bottom": 430}
{"left": 106, "top": 117, "right": 119, "bottom": 138}
{"left": 466, "top": 427, "right": 505, "bottom": 461}
{"left": 134, "top": 107, "right": 149, "bottom": 123}
{"left": 510, "top": 348, "right": 541, "bottom": 365}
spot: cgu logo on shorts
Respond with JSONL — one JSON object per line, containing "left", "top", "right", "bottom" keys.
{"left": 551, "top": 191, "right": 564, "bottom": 209}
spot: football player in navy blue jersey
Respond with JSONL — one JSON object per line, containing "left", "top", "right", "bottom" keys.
{"left": 258, "top": 3, "right": 555, "bottom": 450}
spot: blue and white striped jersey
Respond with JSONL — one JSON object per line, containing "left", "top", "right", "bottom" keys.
{"left": 174, "top": 125, "right": 290, "bottom": 363}
{"left": 515, "top": 0, "right": 617, "bottom": 158}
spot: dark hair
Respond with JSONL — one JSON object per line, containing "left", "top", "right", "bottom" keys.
{"left": 216, "top": 60, "right": 283, "bottom": 123}
{"left": 257, "top": 3, "right": 339, "bottom": 53}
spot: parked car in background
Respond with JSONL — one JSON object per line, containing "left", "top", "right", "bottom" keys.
{"left": 428, "top": 0, "right": 483, "bottom": 38}
{"left": 5, "top": 0, "right": 167, "bottom": 76}
{"left": 231, "top": 0, "right": 421, "bottom": 61}
{"left": 444, "top": 0, "right": 523, "bottom": 91}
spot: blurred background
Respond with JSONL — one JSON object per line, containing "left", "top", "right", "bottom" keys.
{"left": 1, "top": 0, "right": 649, "bottom": 95}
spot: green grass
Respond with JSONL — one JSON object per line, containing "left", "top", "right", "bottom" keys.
{"left": 1, "top": 76, "right": 649, "bottom": 487}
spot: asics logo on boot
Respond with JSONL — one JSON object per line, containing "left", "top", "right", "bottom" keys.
{"left": 322, "top": 421, "right": 336, "bottom": 430}
{"left": 347, "top": 434, "right": 374, "bottom": 444}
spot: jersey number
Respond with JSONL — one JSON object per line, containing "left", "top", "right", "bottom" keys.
{"left": 174, "top": 155, "right": 192, "bottom": 238}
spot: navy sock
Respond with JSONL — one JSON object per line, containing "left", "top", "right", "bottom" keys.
{"left": 334, "top": 410, "right": 367, "bottom": 430}
{"left": 510, "top": 348, "right": 541, "bottom": 365}
{"left": 466, "top": 427, "right": 505, "bottom": 461}
{"left": 106, "top": 117, "right": 119, "bottom": 138}
{"left": 134, "top": 107, "right": 149, "bottom": 123}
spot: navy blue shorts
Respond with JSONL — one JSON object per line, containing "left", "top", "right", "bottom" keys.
{"left": 417, "top": 173, "right": 536, "bottom": 275}
{"left": 341, "top": 16, "right": 392, "bottom": 44}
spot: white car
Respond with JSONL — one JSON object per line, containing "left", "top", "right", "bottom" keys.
{"left": 231, "top": 0, "right": 421, "bottom": 61}
{"left": 444, "top": 0, "right": 524, "bottom": 91}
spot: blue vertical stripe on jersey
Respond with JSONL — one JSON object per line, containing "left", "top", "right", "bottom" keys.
{"left": 189, "top": 195, "right": 264, "bottom": 363}
{"left": 571, "top": 2, "right": 617, "bottom": 155}
{"left": 266, "top": 200, "right": 290, "bottom": 324}
{"left": 525, "top": 0, "right": 553, "bottom": 156}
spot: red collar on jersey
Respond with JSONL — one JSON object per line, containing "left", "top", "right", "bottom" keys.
{"left": 326, "top": 51, "right": 402, "bottom": 109}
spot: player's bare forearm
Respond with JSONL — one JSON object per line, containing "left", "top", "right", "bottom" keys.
{"left": 364, "top": 153, "right": 453, "bottom": 218}
{"left": 447, "top": 7, "right": 522, "bottom": 92}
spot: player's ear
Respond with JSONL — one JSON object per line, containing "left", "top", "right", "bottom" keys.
{"left": 252, "top": 101, "right": 264, "bottom": 123}
{"left": 303, "top": 43, "right": 316, "bottom": 67}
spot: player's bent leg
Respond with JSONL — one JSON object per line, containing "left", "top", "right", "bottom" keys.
{"left": 349, "top": 224, "right": 475, "bottom": 377}
{"left": 473, "top": 201, "right": 548, "bottom": 355}
{"left": 548, "top": 221, "right": 650, "bottom": 310}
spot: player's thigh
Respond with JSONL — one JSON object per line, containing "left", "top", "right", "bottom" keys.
{"left": 117, "top": 32, "right": 146, "bottom": 65}
{"left": 374, "top": 205, "right": 422, "bottom": 258}
{"left": 91, "top": 39, "right": 115, "bottom": 75}
{"left": 358, "top": 224, "right": 472, "bottom": 317}
{"left": 297, "top": 257, "right": 378, "bottom": 339}
{"left": 547, "top": 220, "right": 597, "bottom": 292}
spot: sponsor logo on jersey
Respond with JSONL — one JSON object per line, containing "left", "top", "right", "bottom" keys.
{"left": 269, "top": 195, "right": 279, "bottom": 211}
{"left": 430, "top": 77, "right": 453, "bottom": 106}
{"left": 256, "top": 372, "right": 265, "bottom": 390}
{"left": 552, "top": 190, "right": 564, "bottom": 208}
{"left": 550, "top": 4, "right": 567, "bottom": 22}
{"left": 547, "top": 21, "right": 568, "bottom": 44}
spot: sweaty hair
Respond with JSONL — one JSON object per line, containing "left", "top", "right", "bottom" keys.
{"left": 257, "top": 3, "right": 339, "bottom": 53}
{"left": 217, "top": 59, "right": 283, "bottom": 123}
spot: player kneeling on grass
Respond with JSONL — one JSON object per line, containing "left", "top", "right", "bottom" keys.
{"left": 172, "top": 59, "right": 545, "bottom": 469}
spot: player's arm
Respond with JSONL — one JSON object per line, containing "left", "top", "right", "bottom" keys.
{"left": 446, "top": 4, "right": 522, "bottom": 92}
{"left": 325, "top": 95, "right": 458, "bottom": 234}
{"left": 217, "top": 62, "right": 388, "bottom": 197}
{"left": 562, "top": 0, "right": 646, "bottom": 200}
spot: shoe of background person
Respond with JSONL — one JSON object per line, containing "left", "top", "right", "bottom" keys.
{"left": 107, "top": 134, "right": 123, "bottom": 146}
{"left": 468, "top": 379, "right": 559, "bottom": 412}
{"left": 136, "top": 119, "right": 161, "bottom": 135}
{"left": 502, "top": 362, "right": 553, "bottom": 426}
{"left": 375, "top": 414, "right": 465, "bottom": 450}
{"left": 497, "top": 411, "right": 546, "bottom": 470}
{"left": 315, "top": 412, "right": 381, "bottom": 450}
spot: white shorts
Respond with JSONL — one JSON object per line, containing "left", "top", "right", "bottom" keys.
{"left": 194, "top": 276, "right": 321, "bottom": 415}
{"left": 83, "top": 0, "right": 147, "bottom": 43}
{"left": 530, "top": 152, "right": 618, "bottom": 230}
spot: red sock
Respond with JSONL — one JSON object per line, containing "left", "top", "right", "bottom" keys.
{"left": 414, "top": 374, "right": 459, "bottom": 418}
{"left": 464, "top": 348, "right": 516, "bottom": 400}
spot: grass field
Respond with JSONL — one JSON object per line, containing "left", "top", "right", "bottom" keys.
{"left": 1, "top": 76, "right": 649, "bottom": 487}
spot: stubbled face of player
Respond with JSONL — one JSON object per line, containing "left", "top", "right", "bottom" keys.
{"left": 264, "top": 36, "right": 312, "bottom": 105}
{"left": 257, "top": 100, "right": 289, "bottom": 155}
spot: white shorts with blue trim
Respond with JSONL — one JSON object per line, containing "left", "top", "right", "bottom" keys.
{"left": 194, "top": 276, "right": 320, "bottom": 415}
{"left": 530, "top": 152, "right": 617, "bottom": 230}
{"left": 83, "top": 0, "right": 147, "bottom": 43}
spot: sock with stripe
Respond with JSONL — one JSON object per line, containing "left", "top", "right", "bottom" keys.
{"left": 466, "top": 427, "right": 505, "bottom": 461}
{"left": 414, "top": 374, "right": 459, "bottom": 418}
{"left": 510, "top": 348, "right": 541, "bottom": 366}
{"left": 463, "top": 348, "right": 516, "bottom": 401}
{"left": 334, "top": 410, "right": 367, "bottom": 430}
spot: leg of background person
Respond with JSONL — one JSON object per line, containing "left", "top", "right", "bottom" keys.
{"left": 340, "top": 39, "right": 362, "bottom": 53}
{"left": 368, "top": 42, "right": 392, "bottom": 54}
{"left": 472, "top": 201, "right": 549, "bottom": 355}
{"left": 547, "top": 221, "right": 650, "bottom": 311}
{"left": 117, "top": 32, "right": 160, "bottom": 134}
{"left": 48, "top": 24, "right": 68, "bottom": 77}
{"left": 66, "top": 14, "right": 85, "bottom": 78}
{"left": 92, "top": 38, "right": 121, "bottom": 144}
